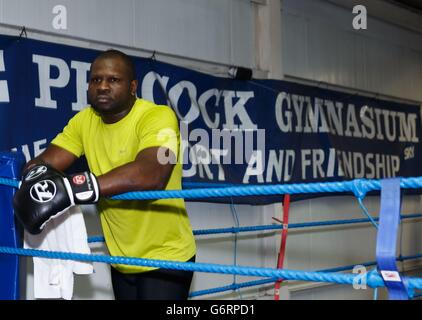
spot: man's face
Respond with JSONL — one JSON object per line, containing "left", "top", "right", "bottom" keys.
{"left": 88, "top": 57, "right": 136, "bottom": 117}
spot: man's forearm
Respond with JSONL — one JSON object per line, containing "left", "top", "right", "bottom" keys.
{"left": 97, "top": 161, "right": 170, "bottom": 197}
{"left": 21, "top": 144, "right": 78, "bottom": 176}
{"left": 97, "top": 147, "right": 175, "bottom": 197}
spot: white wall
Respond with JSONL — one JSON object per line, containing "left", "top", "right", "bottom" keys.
{"left": 0, "top": 0, "right": 254, "bottom": 68}
{"left": 282, "top": 0, "right": 422, "bottom": 103}
{"left": 3, "top": 0, "right": 422, "bottom": 300}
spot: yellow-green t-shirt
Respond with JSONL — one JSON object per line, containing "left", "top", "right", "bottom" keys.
{"left": 51, "top": 98, "right": 196, "bottom": 273}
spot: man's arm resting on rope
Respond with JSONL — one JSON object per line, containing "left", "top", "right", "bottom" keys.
{"left": 23, "top": 144, "right": 174, "bottom": 197}
{"left": 97, "top": 146, "right": 175, "bottom": 197}
{"left": 14, "top": 145, "right": 175, "bottom": 233}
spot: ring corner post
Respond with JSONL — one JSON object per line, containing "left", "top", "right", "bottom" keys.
{"left": 0, "top": 151, "right": 25, "bottom": 300}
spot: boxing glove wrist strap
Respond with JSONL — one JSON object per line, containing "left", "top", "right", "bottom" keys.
{"left": 68, "top": 172, "right": 100, "bottom": 204}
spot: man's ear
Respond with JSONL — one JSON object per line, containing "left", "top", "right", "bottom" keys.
{"left": 130, "top": 80, "right": 138, "bottom": 96}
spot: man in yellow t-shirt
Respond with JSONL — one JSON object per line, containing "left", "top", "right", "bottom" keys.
{"left": 19, "top": 49, "right": 196, "bottom": 300}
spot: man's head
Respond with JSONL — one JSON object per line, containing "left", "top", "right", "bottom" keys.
{"left": 88, "top": 49, "right": 138, "bottom": 123}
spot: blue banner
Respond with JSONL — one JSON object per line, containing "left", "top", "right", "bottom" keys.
{"left": 1, "top": 35, "right": 421, "bottom": 204}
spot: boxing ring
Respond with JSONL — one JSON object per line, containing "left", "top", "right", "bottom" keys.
{"left": 1, "top": 151, "right": 422, "bottom": 300}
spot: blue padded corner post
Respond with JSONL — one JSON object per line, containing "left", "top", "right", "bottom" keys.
{"left": 0, "top": 151, "right": 25, "bottom": 300}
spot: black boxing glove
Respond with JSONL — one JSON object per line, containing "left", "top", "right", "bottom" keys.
{"left": 13, "top": 164, "right": 99, "bottom": 234}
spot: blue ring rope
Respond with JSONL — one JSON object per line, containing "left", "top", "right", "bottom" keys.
{"left": 87, "top": 213, "right": 422, "bottom": 242}
{"left": 2, "top": 246, "right": 422, "bottom": 289}
{"left": 0, "top": 177, "right": 19, "bottom": 188}
{"left": 190, "top": 278, "right": 278, "bottom": 298}
{"left": 111, "top": 178, "right": 422, "bottom": 200}
{"left": 3, "top": 177, "right": 422, "bottom": 199}
{"left": 190, "top": 254, "right": 422, "bottom": 298}
{"left": 193, "top": 213, "right": 422, "bottom": 236}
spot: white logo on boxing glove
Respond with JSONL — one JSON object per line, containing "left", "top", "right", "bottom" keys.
{"left": 25, "top": 166, "right": 48, "bottom": 182}
{"left": 30, "top": 180, "right": 57, "bottom": 203}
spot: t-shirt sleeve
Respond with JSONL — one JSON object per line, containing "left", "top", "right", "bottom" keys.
{"left": 51, "top": 112, "right": 84, "bottom": 157}
{"left": 137, "top": 106, "right": 180, "bottom": 158}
